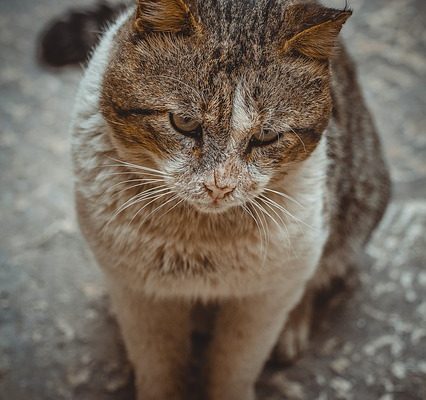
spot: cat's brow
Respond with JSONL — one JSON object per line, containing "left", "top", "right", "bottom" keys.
{"left": 112, "top": 104, "right": 165, "bottom": 118}
{"left": 293, "top": 127, "right": 317, "bottom": 135}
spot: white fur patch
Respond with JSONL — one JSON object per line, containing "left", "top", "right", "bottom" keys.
{"left": 230, "top": 83, "right": 253, "bottom": 132}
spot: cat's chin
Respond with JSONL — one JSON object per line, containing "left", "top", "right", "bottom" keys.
{"left": 190, "top": 201, "right": 234, "bottom": 215}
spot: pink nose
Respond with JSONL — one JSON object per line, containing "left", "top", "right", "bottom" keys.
{"left": 204, "top": 182, "right": 235, "bottom": 201}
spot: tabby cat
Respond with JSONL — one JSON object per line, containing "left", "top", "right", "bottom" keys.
{"left": 71, "top": 1, "right": 390, "bottom": 399}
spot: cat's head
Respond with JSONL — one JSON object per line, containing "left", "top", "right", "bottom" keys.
{"left": 100, "top": 0, "right": 351, "bottom": 213}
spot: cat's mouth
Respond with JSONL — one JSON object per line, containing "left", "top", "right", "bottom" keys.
{"left": 190, "top": 199, "right": 236, "bottom": 214}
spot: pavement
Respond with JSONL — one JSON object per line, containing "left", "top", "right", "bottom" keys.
{"left": 0, "top": 0, "right": 425, "bottom": 399}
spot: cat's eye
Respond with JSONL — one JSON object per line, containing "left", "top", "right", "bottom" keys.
{"left": 250, "top": 129, "right": 281, "bottom": 147}
{"left": 169, "top": 113, "right": 202, "bottom": 138}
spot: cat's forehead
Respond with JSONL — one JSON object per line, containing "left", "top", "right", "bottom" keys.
{"left": 106, "top": 0, "right": 336, "bottom": 129}
{"left": 200, "top": 80, "right": 257, "bottom": 139}
{"left": 127, "top": 0, "right": 306, "bottom": 76}
{"left": 195, "top": 0, "right": 286, "bottom": 41}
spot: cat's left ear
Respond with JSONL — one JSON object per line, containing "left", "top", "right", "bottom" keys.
{"left": 282, "top": 5, "right": 352, "bottom": 60}
{"left": 134, "top": 0, "right": 200, "bottom": 35}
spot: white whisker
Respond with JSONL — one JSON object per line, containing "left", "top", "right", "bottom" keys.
{"left": 263, "top": 188, "right": 304, "bottom": 208}
{"left": 108, "top": 186, "right": 170, "bottom": 225}
{"left": 242, "top": 203, "right": 266, "bottom": 266}
{"left": 260, "top": 194, "right": 314, "bottom": 230}
{"left": 250, "top": 200, "right": 270, "bottom": 257}
{"left": 128, "top": 192, "right": 175, "bottom": 226}
{"left": 105, "top": 157, "right": 169, "bottom": 176}
{"left": 259, "top": 195, "right": 287, "bottom": 228}
{"left": 156, "top": 197, "right": 186, "bottom": 222}
{"left": 101, "top": 171, "right": 167, "bottom": 179}
{"left": 110, "top": 178, "right": 165, "bottom": 191}
{"left": 253, "top": 199, "right": 281, "bottom": 232}
{"left": 258, "top": 194, "right": 295, "bottom": 255}
{"left": 287, "top": 126, "right": 307, "bottom": 153}
{"left": 97, "top": 164, "right": 166, "bottom": 176}
{"left": 136, "top": 194, "right": 180, "bottom": 229}
{"left": 113, "top": 180, "right": 165, "bottom": 196}
{"left": 103, "top": 117, "right": 127, "bottom": 127}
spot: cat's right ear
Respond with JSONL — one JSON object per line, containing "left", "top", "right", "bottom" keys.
{"left": 281, "top": 4, "right": 352, "bottom": 60}
{"left": 133, "top": 0, "right": 201, "bottom": 35}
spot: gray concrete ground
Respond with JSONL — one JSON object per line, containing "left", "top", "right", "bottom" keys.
{"left": 0, "top": 0, "right": 425, "bottom": 399}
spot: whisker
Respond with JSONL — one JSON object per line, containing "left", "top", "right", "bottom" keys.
{"left": 258, "top": 194, "right": 294, "bottom": 253}
{"left": 260, "top": 194, "right": 314, "bottom": 230}
{"left": 109, "top": 178, "right": 165, "bottom": 191}
{"left": 253, "top": 198, "right": 281, "bottom": 232}
{"left": 103, "top": 117, "right": 127, "bottom": 127}
{"left": 105, "top": 157, "right": 169, "bottom": 176}
{"left": 252, "top": 200, "right": 271, "bottom": 266}
{"left": 113, "top": 180, "right": 165, "bottom": 196}
{"left": 242, "top": 204, "right": 260, "bottom": 240}
{"left": 250, "top": 200, "right": 270, "bottom": 254}
{"left": 96, "top": 164, "right": 166, "bottom": 175}
{"left": 100, "top": 171, "right": 167, "bottom": 179}
{"left": 259, "top": 195, "right": 287, "bottom": 228}
{"left": 287, "top": 126, "right": 307, "bottom": 153}
{"left": 128, "top": 192, "right": 175, "bottom": 226}
{"left": 242, "top": 204, "right": 266, "bottom": 265}
{"left": 155, "top": 196, "right": 186, "bottom": 222}
{"left": 109, "top": 186, "right": 170, "bottom": 223}
{"left": 263, "top": 188, "right": 304, "bottom": 208}
{"left": 135, "top": 194, "right": 180, "bottom": 228}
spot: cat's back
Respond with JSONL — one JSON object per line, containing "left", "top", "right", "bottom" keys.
{"left": 318, "top": 47, "right": 390, "bottom": 277}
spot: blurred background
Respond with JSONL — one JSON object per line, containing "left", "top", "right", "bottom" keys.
{"left": 0, "top": 0, "right": 425, "bottom": 399}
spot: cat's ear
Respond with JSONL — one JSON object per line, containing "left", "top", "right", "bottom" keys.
{"left": 134, "top": 0, "right": 200, "bottom": 34}
{"left": 282, "top": 5, "right": 352, "bottom": 60}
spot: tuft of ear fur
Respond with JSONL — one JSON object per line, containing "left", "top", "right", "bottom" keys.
{"left": 134, "top": 0, "right": 200, "bottom": 34}
{"left": 282, "top": 5, "right": 352, "bottom": 60}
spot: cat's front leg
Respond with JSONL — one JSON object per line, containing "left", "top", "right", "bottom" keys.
{"left": 206, "top": 286, "right": 304, "bottom": 400}
{"left": 107, "top": 281, "right": 192, "bottom": 400}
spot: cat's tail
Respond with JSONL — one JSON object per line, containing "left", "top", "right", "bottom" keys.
{"left": 37, "top": 1, "right": 128, "bottom": 68}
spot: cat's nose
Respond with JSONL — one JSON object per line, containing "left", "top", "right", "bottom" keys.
{"left": 204, "top": 182, "right": 235, "bottom": 201}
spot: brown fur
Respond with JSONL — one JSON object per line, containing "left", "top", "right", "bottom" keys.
{"left": 100, "top": 7, "right": 337, "bottom": 177}
{"left": 134, "top": 0, "right": 201, "bottom": 34}
{"left": 282, "top": 4, "right": 352, "bottom": 60}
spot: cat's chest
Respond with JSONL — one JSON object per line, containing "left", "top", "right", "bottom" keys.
{"left": 105, "top": 206, "right": 327, "bottom": 299}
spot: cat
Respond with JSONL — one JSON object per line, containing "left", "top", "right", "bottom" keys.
{"left": 71, "top": 1, "right": 390, "bottom": 399}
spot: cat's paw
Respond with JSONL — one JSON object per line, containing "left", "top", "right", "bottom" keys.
{"left": 274, "top": 311, "right": 311, "bottom": 364}
{"left": 273, "top": 292, "right": 313, "bottom": 364}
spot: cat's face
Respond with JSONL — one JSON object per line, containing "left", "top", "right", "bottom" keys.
{"left": 100, "top": 0, "right": 350, "bottom": 213}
